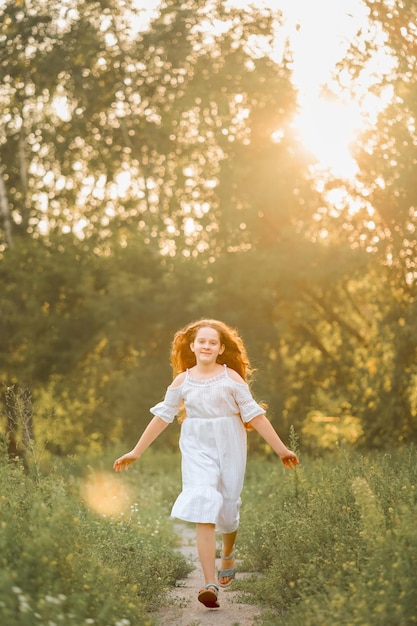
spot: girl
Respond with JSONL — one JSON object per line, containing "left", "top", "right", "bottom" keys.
{"left": 113, "top": 319, "right": 298, "bottom": 609}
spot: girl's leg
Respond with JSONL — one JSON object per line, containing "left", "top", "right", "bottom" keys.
{"left": 222, "top": 528, "right": 237, "bottom": 557}
{"left": 218, "top": 529, "right": 237, "bottom": 586}
{"left": 196, "top": 522, "right": 216, "bottom": 584}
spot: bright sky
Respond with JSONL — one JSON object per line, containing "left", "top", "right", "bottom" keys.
{"left": 264, "top": 0, "right": 389, "bottom": 177}
{"left": 135, "top": 0, "right": 392, "bottom": 178}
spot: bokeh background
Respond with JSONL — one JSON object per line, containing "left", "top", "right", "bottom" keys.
{"left": 2, "top": 0, "right": 416, "bottom": 457}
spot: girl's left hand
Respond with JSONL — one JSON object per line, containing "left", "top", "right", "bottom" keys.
{"left": 113, "top": 452, "right": 138, "bottom": 472}
{"left": 280, "top": 451, "right": 299, "bottom": 469}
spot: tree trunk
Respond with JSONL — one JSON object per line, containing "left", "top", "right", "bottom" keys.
{"left": 0, "top": 171, "right": 13, "bottom": 248}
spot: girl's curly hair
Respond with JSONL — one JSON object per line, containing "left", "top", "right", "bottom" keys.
{"left": 170, "top": 319, "right": 260, "bottom": 431}
{"left": 170, "top": 319, "right": 253, "bottom": 380}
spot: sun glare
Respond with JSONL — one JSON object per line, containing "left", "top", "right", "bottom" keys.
{"left": 293, "top": 97, "right": 362, "bottom": 177}
{"left": 276, "top": 0, "right": 374, "bottom": 177}
{"left": 224, "top": 0, "right": 382, "bottom": 177}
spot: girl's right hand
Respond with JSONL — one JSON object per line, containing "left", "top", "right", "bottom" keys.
{"left": 113, "top": 452, "right": 138, "bottom": 472}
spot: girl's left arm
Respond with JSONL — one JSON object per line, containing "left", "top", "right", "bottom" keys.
{"left": 249, "top": 414, "right": 299, "bottom": 469}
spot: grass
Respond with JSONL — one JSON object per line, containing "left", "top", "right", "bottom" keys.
{"left": 0, "top": 444, "right": 190, "bottom": 626}
{"left": 2, "top": 434, "right": 416, "bottom": 626}
{"left": 237, "top": 445, "right": 417, "bottom": 625}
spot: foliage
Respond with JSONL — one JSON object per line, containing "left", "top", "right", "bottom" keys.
{"left": 238, "top": 446, "right": 417, "bottom": 625}
{"left": 1, "top": 0, "right": 417, "bottom": 453}
{"left": 0, "top": 445, "right": 190, "bottom": 626}
{"left": 0, "top": 0, "right": 304, "bottom": 255}
{"left": 333, "top": 0, "right": 417, "bottom": 445}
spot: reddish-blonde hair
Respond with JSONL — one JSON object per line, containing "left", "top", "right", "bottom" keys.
{"left": 170, "top": 319, "right": 253, "bottom": 380}
{"left": 171, "top": 319, "right": 258, "bottom": 431}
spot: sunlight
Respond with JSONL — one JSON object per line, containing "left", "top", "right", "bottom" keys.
{"left": 276, "top": 0, "right": 373, "bottom": 177}
{"left": 293, "top": 97, "right": 362, "bottom": 177}
{"left": 277, "top": 0, "right": 397, "bottom": 177}
{"left": 225, "top": 0, "right": 382, "bottom": 177}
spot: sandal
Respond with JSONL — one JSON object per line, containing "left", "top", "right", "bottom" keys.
{"left": 198, "top": 583, "right": 220, "bottom": 608}
{"left": 217, "top": 549, "right": 236, "bottom": 588}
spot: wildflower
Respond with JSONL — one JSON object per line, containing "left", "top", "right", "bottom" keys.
{"left": 18, "top": 594, "right": 31, "bottom": 613}
{"left": 45, "top": 595, "right": 62, "bottom": 605}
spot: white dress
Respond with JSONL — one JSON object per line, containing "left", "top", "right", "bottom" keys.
{"left": 150, "top": 365, "right": 265, "bottom": 533}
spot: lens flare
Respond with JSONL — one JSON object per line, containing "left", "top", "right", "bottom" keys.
{"left": 80, "top": 471, "right": 133, "bottom": 517}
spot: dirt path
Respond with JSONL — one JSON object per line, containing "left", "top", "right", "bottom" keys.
{"left": 154, "top": 522, "right": 261, "bottom": 626}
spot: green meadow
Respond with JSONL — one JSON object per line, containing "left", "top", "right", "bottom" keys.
{"left": 238, "top": 442, "right": 417, "bottom": 625}
{"left": 0, "top": 447, "right": 189, "bottom": 626}
{"left": 1, "top": 440, "right": 416, "bottom": 625}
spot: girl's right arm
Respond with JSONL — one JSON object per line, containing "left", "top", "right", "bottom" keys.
{"left": 113, "top": 416, "right": 169, "bottom": 471}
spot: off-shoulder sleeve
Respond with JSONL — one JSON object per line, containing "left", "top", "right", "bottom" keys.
{"left": 233, "top": 383, "right": 266, "bottom": 423}
{"left": 150, "top": 386, "right": 183, "bottom": 424}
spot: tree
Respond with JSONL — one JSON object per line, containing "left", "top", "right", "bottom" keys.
{"left": 4, "top": 0, "right": 416, "bottom": 453}
{"left": 333, "top": 0, "right": 417, "bottom": 445}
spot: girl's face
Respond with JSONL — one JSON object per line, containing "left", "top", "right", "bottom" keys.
{"left": 190, "top": 326, "right": 224, "bottom": 364}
